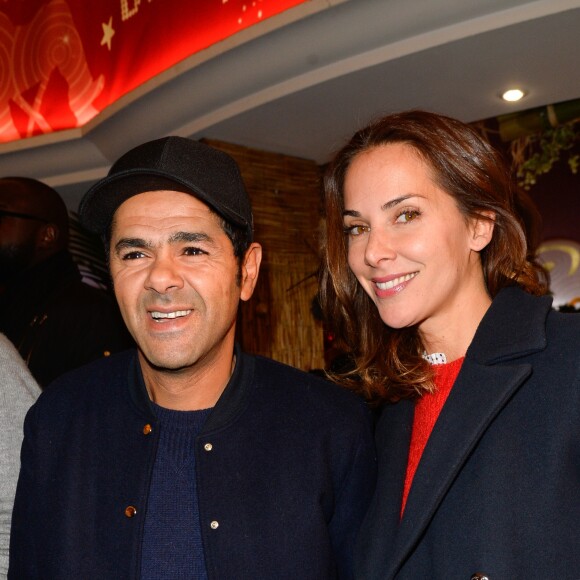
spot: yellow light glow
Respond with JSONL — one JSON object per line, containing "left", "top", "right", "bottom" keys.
{"left": 502, "top": 89, "right": 526, "bottom": 102}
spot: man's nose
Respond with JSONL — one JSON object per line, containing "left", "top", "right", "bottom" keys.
{"left": 144, "top": 255, "right": 184, "bottom": 294}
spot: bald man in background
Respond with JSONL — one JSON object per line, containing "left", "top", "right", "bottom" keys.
{"left": 0, "top": 177, "right": 132, "bottom": 387}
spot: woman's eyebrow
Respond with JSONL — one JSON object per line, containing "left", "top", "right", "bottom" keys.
{"left": 343, "top": 194, "right": 418, "bottom": 217}
{"left": 381, "top": 194, "right": 417, "bottom": 210}
{"left": 343, "top": 209, "right": 360, "bottom": 218}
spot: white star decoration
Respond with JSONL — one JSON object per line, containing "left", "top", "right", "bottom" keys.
{"left": 101, "top": 16, "right": 115, "bottom": 51}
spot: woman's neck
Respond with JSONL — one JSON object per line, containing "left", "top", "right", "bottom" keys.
{"left": 420, "top": 285, "right": 492, "bottom": 362}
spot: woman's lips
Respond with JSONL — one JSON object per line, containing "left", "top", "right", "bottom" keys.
{"left": 373, "top": 272, "right": 418, "bottom": 296}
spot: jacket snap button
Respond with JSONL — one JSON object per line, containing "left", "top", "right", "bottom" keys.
{"left": 124, "top": 505, "right": 137, "bottom": 518}
{"left": 143, "top": 424, "right": 152, "bottom": 435}
{"left": 210, "top": 520, "right": 219, "bottom": 529}
{"left": 471, "top": 574, "right": 490, "bottom": 580}
{"left": 204, "top": 443, "right": 213, "bottom": 451}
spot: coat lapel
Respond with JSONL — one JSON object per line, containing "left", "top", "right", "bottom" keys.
{"left": 383, "top": 287, "right": 552, "bottom": 578}
{"left": 384, "top": 361, "right": 531, "bottom": 578}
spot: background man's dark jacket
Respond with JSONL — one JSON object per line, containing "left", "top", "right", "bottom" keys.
{"left": 10, "top": 345, "right": 376, "bottom": 579}
{"left": 355, "top": 287, "right": 580, "bottom": 579}
{"left": 0, "top": 250, "right": 133, "bottom": 386}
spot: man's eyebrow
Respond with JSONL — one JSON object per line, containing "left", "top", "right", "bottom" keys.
{"left": 114, "top": 232, "right": 214, "bottom": 254}
{"left": 114, "top": 238, "right": 150, "bottom": 253}
{"left": 168, "top": 231, "right": 212, "bottom": 244}
{"left": 342, "top": 194, "right": 418, "bottom": 217}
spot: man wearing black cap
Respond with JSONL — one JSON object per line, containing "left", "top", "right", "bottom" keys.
{"left": 9, "top": 137, "right": 376, "bottom": 579}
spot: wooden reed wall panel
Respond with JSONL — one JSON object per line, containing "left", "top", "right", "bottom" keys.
{"left": 205, "top": 139, "right": 324, "bottom": 371}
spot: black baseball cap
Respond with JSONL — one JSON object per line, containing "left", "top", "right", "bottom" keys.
{"left": 78, "top": 136, "right": 253, "bottom": 241}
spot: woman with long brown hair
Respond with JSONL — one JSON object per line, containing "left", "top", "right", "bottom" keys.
{"left": 320, "top": 110, "right": 580, "bottom": 578}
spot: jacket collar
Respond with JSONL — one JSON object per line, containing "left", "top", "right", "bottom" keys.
{"left": 381, "top": 287, "right": 552, "bottom": 578}
{"left": 127, "top": 342, "right": 254, "bottom": 432}
{"left": 466, "top": 285, "right": 551, "bottom": 365}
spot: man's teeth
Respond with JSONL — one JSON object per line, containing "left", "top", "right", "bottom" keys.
{"left": 376, "top": 272, "right": 417, "bottom": 290}
{"left": 151, "top": 310, "right": 191, "bottom": 320}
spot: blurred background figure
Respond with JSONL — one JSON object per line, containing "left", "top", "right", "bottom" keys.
{"left": 0, "top": 332, "right": 40, "bottom": 578}
{"left": 0, "top": 177, "right": 133, "bottom": 387}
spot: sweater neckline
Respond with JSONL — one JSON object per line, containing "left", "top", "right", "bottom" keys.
{"left": 151, "top": 402, "right": 212, "bottom": 430}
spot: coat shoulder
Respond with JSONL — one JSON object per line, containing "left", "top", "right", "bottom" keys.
{"left": 36, "top": 349, "right": 135, "bottom": 411}
{"left": 251, "top": 354, "right": 371, "bottom": 425}
{"left": 253, "top": 354, "right": 363, "bottom": 399}
{"left": 546, "top": 308, "right": 580, "bottom": 340}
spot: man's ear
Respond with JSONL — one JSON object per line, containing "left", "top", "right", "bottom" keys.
{"left": 469, "top": 211, "right": 495, "bottom": 252}
{"left": 36, "top": 223, "right": 59, "bottom": 249}
{"left": 240, "top": 242, "right": 262, "bottom": 302}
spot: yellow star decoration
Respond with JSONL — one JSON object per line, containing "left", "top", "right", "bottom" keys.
{"left": 101, "top": 17, "right": 115, "bottom": 51}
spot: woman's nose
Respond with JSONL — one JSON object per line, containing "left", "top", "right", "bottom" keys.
{"left": 364, "top": 228, "right": 397, "bottom": 267}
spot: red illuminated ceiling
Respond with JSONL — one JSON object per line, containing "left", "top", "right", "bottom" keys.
{"left": 0, "top": 0, "right": 308, "bottom": 143}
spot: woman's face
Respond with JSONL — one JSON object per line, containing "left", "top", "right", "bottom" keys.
{"left": 343, "top": 143, "right": 492, "bottom": 340}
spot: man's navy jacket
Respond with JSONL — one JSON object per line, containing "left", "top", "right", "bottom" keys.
{"left": 9, "top": 344, "right": 376, "bottom": 579}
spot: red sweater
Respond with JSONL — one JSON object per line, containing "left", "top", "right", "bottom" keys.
{"left": 401, "top": 357, "right": 464, "bottom": 516}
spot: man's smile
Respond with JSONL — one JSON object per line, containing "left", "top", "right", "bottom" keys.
{"left": 150, "top": 309, "right": 192, "bottom": 321}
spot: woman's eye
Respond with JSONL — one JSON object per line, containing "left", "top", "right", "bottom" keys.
{"left": 395, "top": 210, "right": 420, "bottom": 223}
{"left": 344, "top": 224, "right": 369, "bottom": 237}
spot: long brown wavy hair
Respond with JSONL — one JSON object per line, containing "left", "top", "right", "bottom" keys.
{"left": 319, "top": 110, "right": 549, "bottom": 404}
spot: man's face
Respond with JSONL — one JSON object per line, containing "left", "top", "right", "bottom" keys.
{"left": 0, "top": 187, "right": 42, "bottom": 283}
{"left": 109, "top": 190, "right": 260, "bottom": 374}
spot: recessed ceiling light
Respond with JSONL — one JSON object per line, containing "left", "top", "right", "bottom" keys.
{"left": 502, "top": 88, "right": 526, "bottom": 102}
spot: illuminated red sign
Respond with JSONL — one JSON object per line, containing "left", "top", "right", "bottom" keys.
{"left": 0, "top": 0, "right": 309, "bottom": 143}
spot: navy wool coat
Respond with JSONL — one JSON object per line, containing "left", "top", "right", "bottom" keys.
{"left": 10, "top": 344, "right": 376, "bottom": 579}
{"left": 355, "top": 287, "right": 580, "bottom": 579}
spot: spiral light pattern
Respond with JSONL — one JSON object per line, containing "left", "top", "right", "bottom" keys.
{"left": 1, "top": 0, "right": 103, "bottom": 142}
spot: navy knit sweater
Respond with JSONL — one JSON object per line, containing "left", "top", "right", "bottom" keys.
{"left": 140, "top": 404, "right": 212, "bottom": 579}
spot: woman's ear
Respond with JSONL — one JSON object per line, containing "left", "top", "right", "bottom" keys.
{"left": 469, "top": 211, "right": 495, "bottom": 252}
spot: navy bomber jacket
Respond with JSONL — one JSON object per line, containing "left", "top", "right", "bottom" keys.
{"left": 9, "top": 344, "right": 376, "bottom": 579}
